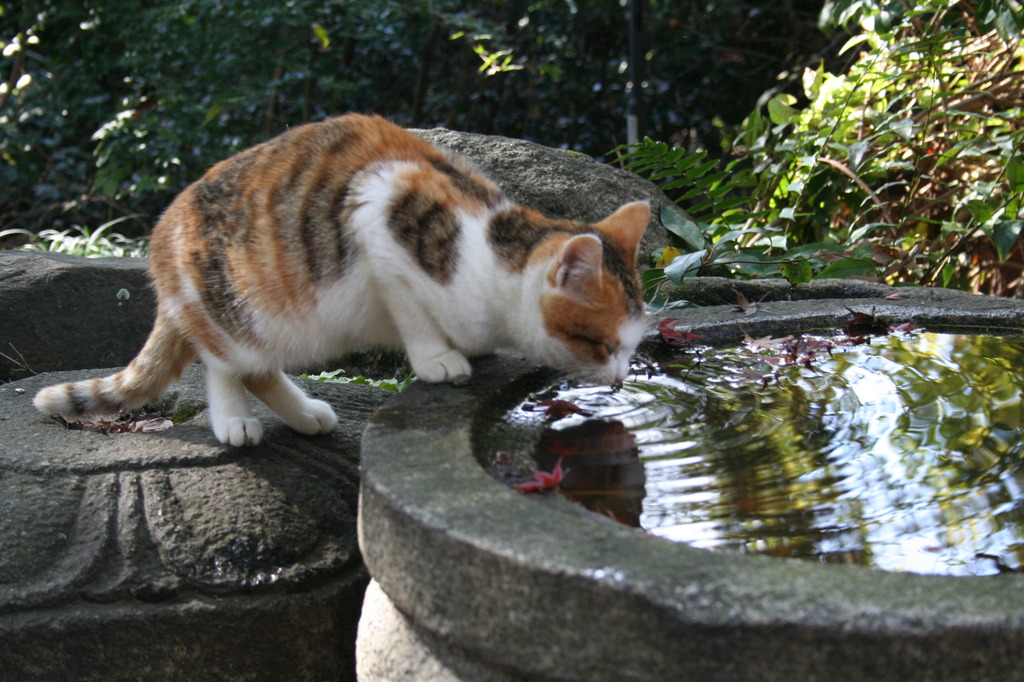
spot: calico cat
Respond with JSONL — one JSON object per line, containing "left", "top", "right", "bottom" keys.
{"left": 34, "top": 114, "right": 649, "bottom": 446}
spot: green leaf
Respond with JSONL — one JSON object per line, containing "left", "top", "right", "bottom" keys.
{"left": 696, "top": 170, "right": 730, "bottom": 189}
{"left": 780, "top": 259, "right": 813, "bottom": 285}
{"left": 814, "top": 258, "right": 876, "bottom": 281}
{"left": 312, "top": 23, "right": 330, "bottom": 49}
{"left": 889, "top": 118, "right": 916, "bottom": 141}
{"left": 642, "top": 267, "right": 668, "bottom": 295}
{"left": 838, "top": 33, "right": 872, "bottom": 56}
{"left": 675, "top": 186, "right": 704, "bottom": 201}
{"left": 672, "top": 150, "right": 707, "bottom": 172}
{"left": 1007, "top": 156, "right": 1024, "bottom": 192}
{"left": 767, "top": 93, "right": 799, "bottom": 125}
{"left": 713, "top": 229, "right": 746, "bottom": 247}
{"left": 664, "top": 249, "right": 707, "bottom": 283}
{"left": 715, "top": 196, "right": 754, "bottom": 213}
{"left": 660, "top": 205, "right": 706, "bottom": 251}
{"left": 686, "top": 159, "right": 720, "bottom": 180}
{"left": 848, "top": 140, "right": 869, "bottom": 171}
{"left": 993, "top": 220, "right": 1024, "bottom": 262}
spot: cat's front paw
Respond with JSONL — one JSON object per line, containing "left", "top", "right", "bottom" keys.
{"left": 214, "top": 416, "right": 264, "bottom": 447}
{"left": 413, "top": 349, "right": 473, "bottom": 384}
{"left": 285, "top": 398, "right": 339, "bottom": 435}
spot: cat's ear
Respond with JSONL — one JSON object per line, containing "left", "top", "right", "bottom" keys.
{"left": 596, "top": 201, "right": 649, "bottom": 260}
{"left": 551, "top": 234, "right": 604, "bottom": 300}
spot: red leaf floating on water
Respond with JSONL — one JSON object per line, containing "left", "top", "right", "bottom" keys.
{"left": 537, "top": 399, "right": 588, "bottom": 420}
{"left": 513, "top": 458, "right": 567, "bottom": 493}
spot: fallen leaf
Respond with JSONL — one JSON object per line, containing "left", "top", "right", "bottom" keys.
{"left": 537, "top": 399, "right": 588, "bottom": 420}
{"left": 733, "top": 288, "right": 759, "bottom": 315}
{"left": 657, "top": 318, "right": 705, "bottom": 346}
{"left": 513, "top": 457, "right": 567, "bottom": 493}
{"left": 742, "top": 328, "right": 795, "bottom": 351}
{"left": 133, "top": 417, "right": 173, "bottom": 433}
{"left": 59, "top": 413, "right": 174, "bottom": 435}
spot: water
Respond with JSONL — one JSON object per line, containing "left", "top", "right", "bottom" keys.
{"left": 507, "top": 333, "right": 1024, "bottom": 576}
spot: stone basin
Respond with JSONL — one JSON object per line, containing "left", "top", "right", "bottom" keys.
{"left": 356, "top": 280, "right": 1024, "bottom": 681}
{"left": 0, "top": 367, "right": 390, "bottom": 680}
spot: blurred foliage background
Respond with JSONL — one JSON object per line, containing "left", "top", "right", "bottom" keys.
{"left": 2, "top": 0, "right": 1022, "bottom": 295}
{"left": 0, "top": 1, "right": 833, "bottom": 234}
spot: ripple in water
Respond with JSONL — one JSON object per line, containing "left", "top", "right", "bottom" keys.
{"left": 508, "top": 333, "right": 1024, "bottom": 576}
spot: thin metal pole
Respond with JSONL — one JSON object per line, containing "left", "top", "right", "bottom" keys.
{"left": 627, "top": 0, "right": 643, "bottom": 145}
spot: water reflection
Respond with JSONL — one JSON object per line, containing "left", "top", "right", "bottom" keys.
{"left": 510, "top": 333, "right": 1024, "bottom": 577}
{"left": 533, "top": 421, "right": 646, "bottom": 526}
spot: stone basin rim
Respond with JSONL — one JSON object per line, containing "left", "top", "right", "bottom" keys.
{"left": 358, "top": 289, "right": 1024, "bottom": 681}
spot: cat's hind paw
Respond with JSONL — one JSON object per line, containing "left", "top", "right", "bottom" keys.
{"left": 215, "top": 416, "right": 264, "bottom": 447}
{"left": 413, "top": 350, "right": 473, "bottom": 384}
{"left": 283, "top": 398, "right": 339, "bottom": 436}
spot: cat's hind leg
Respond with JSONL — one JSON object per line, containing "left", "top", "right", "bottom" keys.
{"left": 244, "top": 371, "right": 339, "bottom": 437}
{"left": 205, "top": 366, "right": 263, "bottom": 447}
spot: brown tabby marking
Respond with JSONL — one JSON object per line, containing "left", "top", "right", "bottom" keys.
{"left": 427, "top": 157, "right": 504, "bottom": 207}
{"left": 488, "top": 207, "right": 581, "bottom": 270}
{"left": 489, "top": 207, "right": 643, "bottom": 316}
{"left": 388, "top": 182, "right": 462, "bottom": 283}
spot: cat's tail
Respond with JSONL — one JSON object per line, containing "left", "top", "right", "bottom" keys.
{"left": 34, "top": 315, "right": 195, "bottom": 418}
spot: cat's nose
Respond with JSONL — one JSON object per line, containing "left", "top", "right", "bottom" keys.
{"left": 611, "top": 356, "right": 631, "bottom": 384}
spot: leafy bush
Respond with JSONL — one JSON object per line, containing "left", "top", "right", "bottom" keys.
{"left": 2, "top": 1, "right": 831, "bottom": 240}
{"left": 1, "top": 0, "right": 464, "bottom": 235}
{"left": 304, "top": 368, "right": 415, "bottom": 393}
{"left": 633, "top": 0, "right": 1024, "bottom": 297}
{"left": 0, "top": 218, "right": 149, "bottom": 257}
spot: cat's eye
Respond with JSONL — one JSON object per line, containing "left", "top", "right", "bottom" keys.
{"left": 571, "top": 333, "right": 601, "bottom": 347}
{"left": 571, "top": 333, "right": 616, "bottom": 359}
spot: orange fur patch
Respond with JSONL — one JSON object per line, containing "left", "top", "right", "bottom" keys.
{"left": 541, "top": 271, "right": 632, "bottom": 365}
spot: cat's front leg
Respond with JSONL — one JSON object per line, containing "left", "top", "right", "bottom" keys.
{"left": 383, "top": 292, "right": 472, "bottom": 384}
{"left": 408, "top": 347, "right": 473, "bottom": 385}
{"left": 244, "top": 371, "right": 338, "bottom": 436}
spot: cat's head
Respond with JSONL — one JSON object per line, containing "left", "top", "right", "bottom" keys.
{"left": 532, "top": 201, "right": 649, "bottom": 385}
